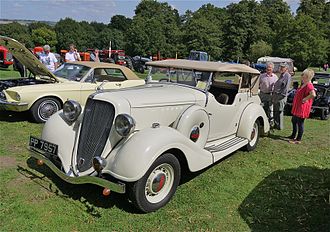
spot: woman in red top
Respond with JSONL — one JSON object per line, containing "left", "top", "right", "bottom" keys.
{"left": 288, "top": 69, "right": 316, "bottom": 144}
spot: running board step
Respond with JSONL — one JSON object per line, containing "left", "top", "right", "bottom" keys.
{"left": 205, "top": 137, "right": 246, "bottom": 152}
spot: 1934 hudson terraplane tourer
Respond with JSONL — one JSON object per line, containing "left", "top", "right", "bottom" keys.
{"left": 29, "top": 59, "right": 270, "bottom": 212}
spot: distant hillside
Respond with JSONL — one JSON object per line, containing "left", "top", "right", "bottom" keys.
{"left": 0, "top": 19, "right": 56, "bottom": 26}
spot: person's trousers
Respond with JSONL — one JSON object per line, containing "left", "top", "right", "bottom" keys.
{"left": 259, "top": 92, "right": 273, "bottom": 119}
{"left": 273, "top": 94, "right": 287, "bottom": 130}
{"left": 290, "top": 115, "right": 305, "bottom": 141}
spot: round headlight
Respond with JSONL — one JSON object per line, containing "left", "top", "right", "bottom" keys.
{"left": 115, "top": 114, "right": 135, "bottom": 137}
{"left": 15, "top": 92, "right": 21, "bottom": 101}
{"left": 63, "top": 100, "right": 82, "bottom": 123}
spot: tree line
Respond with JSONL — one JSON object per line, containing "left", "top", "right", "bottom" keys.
{"left": 0, "top": 0, "right": 329, "bottom": 70}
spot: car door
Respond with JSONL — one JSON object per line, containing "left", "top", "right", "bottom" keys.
{"left": 205, "top": 73, "right": 247, "bottom": 140}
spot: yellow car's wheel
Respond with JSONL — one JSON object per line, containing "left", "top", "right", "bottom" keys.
{"left": 30, "top": 97, "right": 61, "bottom": 123}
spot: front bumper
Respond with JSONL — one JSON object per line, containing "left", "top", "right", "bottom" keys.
{"left": 28, "top": 147, "right": 126, "bottom": 194}
{"left": 0, "top": 98, "right": 29, "bottom": 111}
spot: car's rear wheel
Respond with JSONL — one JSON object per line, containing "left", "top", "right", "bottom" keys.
{"left": 30, "top": 97, "right": 61, "bottom": 123}
{"left": 243, "top": 120, "right": 260, "bottom": 151}
{"left": 128, "top": 153, "right": 181, "bottom": 213}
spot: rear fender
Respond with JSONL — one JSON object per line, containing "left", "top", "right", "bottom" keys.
{"left": 237, "top": 103, "right": 269, "bottom": 140}
{"left": 103, "top": 126, "right": 213, "bottom": 182}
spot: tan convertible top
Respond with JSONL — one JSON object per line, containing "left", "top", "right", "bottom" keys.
{"left": 146, "top": 59, "right": 260, "bottom": 74}
{"left": 68, "top": 61, "right": 140, "bottom": 80}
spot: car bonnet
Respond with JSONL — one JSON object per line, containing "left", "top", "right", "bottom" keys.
{"left": 0, "top": 36, "right": 59, "bottom": 83}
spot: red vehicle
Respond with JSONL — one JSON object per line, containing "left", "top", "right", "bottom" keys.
{"left": 0, "top": 45, "right": 13, "bottom": 68}
{"left": 99, "top": 49, "right": 133, "bottom": 69}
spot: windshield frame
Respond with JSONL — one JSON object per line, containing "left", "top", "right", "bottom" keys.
{"left": 146, "top": 66, "right": 214, "bottom": 92}
{"left": 53, "top": 63, "right": 91, "bottom": 82}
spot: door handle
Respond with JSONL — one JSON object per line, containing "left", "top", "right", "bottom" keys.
{"left": 115, "top": 83, "right": 122, "bottom": 87}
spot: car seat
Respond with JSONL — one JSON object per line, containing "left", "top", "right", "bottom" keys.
{"left": 216, "top": 93, "right": 229, "bottom": 105}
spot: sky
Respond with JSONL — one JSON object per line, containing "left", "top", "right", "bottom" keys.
{"left": 0, "top": 0, "right": 300, "bottom": 24}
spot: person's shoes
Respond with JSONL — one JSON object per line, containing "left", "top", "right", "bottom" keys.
{"left": 288, "top": 139, "right": 301, "bottom": 144}
{"left": 286, "top": 135, "right": 295, "bottom": 140}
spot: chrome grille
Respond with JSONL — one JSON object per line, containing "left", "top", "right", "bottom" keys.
{"left": 77, "top": 98, "right": 115, "bottom": 172}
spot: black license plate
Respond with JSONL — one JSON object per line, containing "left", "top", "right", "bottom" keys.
{"left": 29, "top": 136, "right": 58, "bottom": 155}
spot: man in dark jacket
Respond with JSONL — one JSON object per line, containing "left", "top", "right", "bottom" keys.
{"left": 272, "top": 62, "right": 292, "bottom": 130}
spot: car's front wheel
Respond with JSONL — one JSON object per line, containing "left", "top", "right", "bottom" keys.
{"left": 128, "top": 153, "right": 181, "bottom": 213}
{"left": 243, "top": 120, "right": 260, "bottom": 151}
{"left": 30, "top": 97, "right": 61, "bottom": 123}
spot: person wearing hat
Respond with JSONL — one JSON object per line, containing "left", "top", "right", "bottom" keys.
{"left": 39, "top": 45, "right": 58, "bottom": 72}
{"left": 272, "top": 62, "right": 292, "bottom": 130}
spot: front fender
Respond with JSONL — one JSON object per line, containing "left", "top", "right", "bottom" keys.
{"left": 42, "top": 110, "right": 82, "bottom": 173}
{"left": 103, "top": 126, "right": 213, "bottom": 182}
{"left": 237, "top": 103, "right": 269, "bottom": 140}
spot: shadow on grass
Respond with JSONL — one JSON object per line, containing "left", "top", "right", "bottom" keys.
{"left": 268, "top": 133, "right": 290, "bottom": 142}
{"left": 19, "top": 157, "right": 142, "bottom": 215}
{"left": 239, "top": 166, "right": 330, "bottom": 231}
{"left": 0, "top": 110, "right": 30, "bottom": 122}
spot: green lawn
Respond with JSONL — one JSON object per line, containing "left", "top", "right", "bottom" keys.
{"left": 0, "top": 66, "right": 329, "bottom": 231}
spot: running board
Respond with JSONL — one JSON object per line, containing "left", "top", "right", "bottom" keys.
{"left": 205, "top": 136, "right": 248, "bottom": 163}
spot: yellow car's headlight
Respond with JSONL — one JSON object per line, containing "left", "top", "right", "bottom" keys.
{"left": 15, "top": 92, "right": 21, "bottom": 101}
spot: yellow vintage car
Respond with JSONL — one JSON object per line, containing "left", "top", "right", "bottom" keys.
{"left": 0, "top": 36, "right": 145, "bottom": 122}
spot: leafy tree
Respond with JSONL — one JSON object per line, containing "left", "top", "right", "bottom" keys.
{"left": 0, "top": 22, "right": 33, "bottom": 48}
{"left": 259, "top": 0, "right": 293, "bottom": 56}
{"left": 110, "top": 15, "right": 132, "bottom": 32}
{"left": 94, "top": 28, "right": 125, "bottom": 50}
{"left": 126, "top": 0, "right": 181, "bottom": 57}
{"left": 55, "top": 18, "right": 97, "bottom": 51}
{"left": 182, "top": 4, "right": 226, "bottom": 60}
{"left": 222, "top": 0, "right": 269, "bottom": 61}
{"left": 278, "top": 14, "right": 329, "bottom": 69}
{"left": 248, "top": 40, "right": 272, "bottom": 62}
{"left": 31, "top": 27, "right": 57, "bottom": 48}
{"left": 90, "top": 21, "right": 107, "bottom": 33}
{"left": 28, "top": 22, "right": 52, "bottom": 32}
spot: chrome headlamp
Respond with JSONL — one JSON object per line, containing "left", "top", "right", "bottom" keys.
{"left": 115, "top": 114, "right": 135, "bottom": 137}
{"left": 63, "top": 100, "right": 82, "bottom": 123}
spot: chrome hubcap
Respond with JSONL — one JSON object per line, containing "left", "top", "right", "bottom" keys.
{"left": 38, "top": 100, "right": 59, "bottom": 121}
{"left": 145, "top": 163, "right": 174, "bottom": 203}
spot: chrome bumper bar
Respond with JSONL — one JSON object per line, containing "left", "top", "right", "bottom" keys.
{"left": 0, "top": 98, "right": 28, "bottom": 106}
{"left": 28, "top": 147, "right": 126, "bottom": 194}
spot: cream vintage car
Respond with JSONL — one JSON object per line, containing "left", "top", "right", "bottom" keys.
{"left": 0, "top": 36, "right": 144, "bottom": 122}
{"left": 29, "top": 59, "right": 270, "bottom": 212}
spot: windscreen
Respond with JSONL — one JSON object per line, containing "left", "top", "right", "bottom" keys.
{"left": 146, "top": 66, "right": 211, "bottom": 89}
{"left": 53, "top": 63, "right": 91, "bottom": 82}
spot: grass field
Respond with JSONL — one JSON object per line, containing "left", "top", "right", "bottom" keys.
{"left": 0, "top": 66, "right": 329, "bottom": 231}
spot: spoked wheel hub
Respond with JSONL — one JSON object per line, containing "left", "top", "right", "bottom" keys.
{"left": 38, "top": 100, "right": 60, "bottom": 121}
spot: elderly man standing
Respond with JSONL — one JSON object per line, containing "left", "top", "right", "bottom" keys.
{"left": 259, "top": 62, "right": 278, "bottom": 119}
{"left": 39, "top": 45, "right": 58, "bottom": 72}
{"left": 272, "top": 62, "right": 292, "bottom": 130}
